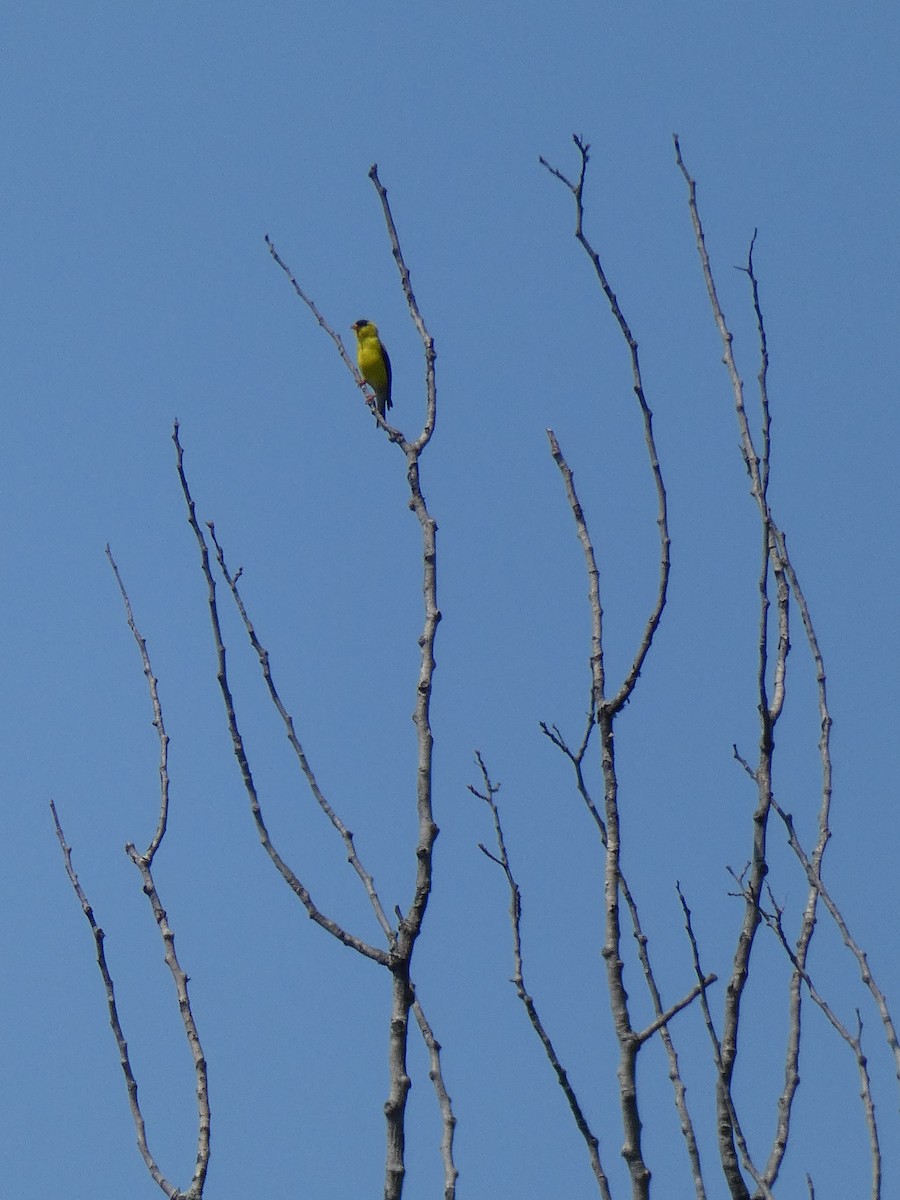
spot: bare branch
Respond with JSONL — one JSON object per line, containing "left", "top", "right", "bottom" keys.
{"left": 677, "top": 885, "right": 765, "bottom": 1200}
{"left": 264, "top": 234, "right": 358, "bottom": 375}
{"left": 738, "top": 231, "right": 772, "bottom": 497}
{"left": 268, "top": 168, "right": 442, "bottom": 1200}
{"left": 620, "top": 872, "right": 709, "bottom": 1199}
{"left": 51, "top": 803, "right": 186, "bottom": 1200}
{"left": 538, "top": 135, "right": 681, "bottom": 1197}
{"left": 411, "top": 998, "right": 459, "bottom": 1200}
{"left": 471, "top": 753, "right": 612, "bottom": 1200}
{"left": 544, "top": 701, "right": 709, "bottom": 1196}
{"left": 264, "top": 233, "right": 402, "bottom": 433}
{"left": 172, "top": 422, "right": 389, "bottom": 967}
{"left": 772, "top": 799, "right": 900, "bottom": 1088}
{"left": 362, "top": 169, "right": 442, "bottom": 1200}
{"left": 635, "top": 976, "right": 717, "bottom": 1046}
{"left": 541, "top": 134, "right": 671, "bottom": 717}
{"left": 368, "top": 164, "right": 437, "bottom": 451}
{"left": 675, "top": 138, "right": 882, "bottom": 1197}
{"left": 675, "top": 136, "right": 802, "bottom": 1195}
{"left": 105, "top": 546, "right": 171, "bottom": 864}
{"left": 51, "top": 573, "right": 210, "bottom": 1199}
{"left": 762, "top": 891, "right": 882, "bottom": 1198}
{"left": 125, "top": 845, "right": 211, "bottom": 1200}
{"left": 206, "top": 523, "right": 396, "bottom": 947}
{"left": 546, "top": 430, "right": 605, "bottom": 709}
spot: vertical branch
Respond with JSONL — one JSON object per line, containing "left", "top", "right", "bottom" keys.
{"left": 266, "top": 168, "right": 444, "bottom": 1200}
{"left": 367, "top": 164, "right": 442, "bottom": 1200}
{"left": 368, "top": 164, "right": 437, "bottom": 450}
{"left": 546, "top": 430, "right": 605, "bottom": 712}
{"left": 678, "top": 886, "right": 775, "bottom": 1200}
{"left": 540, "top": 134, "right": 671, "bottom": 716}
{"left": 125, "top": 848, "right": 211, "bottom": 1200}
{"left": 106, "top": 546, "right": 171, "bottom": 863}
{"left": 206, "top": 517, "right": 459, "bottom": 1197}
{"left": 674, "top": 137, "right": 887, "bottom": 1197}
{"left": 675, "top": 136, "right": 784, "bottom": 1195}
{"left": 545, "top": 427, "right": 648, "bottom": 1194}
{"left": 540, "top": 134, "right": 674, "bottom": 1199}
{"left": 542, "top": 721, "right": 710, "bottom": 1199}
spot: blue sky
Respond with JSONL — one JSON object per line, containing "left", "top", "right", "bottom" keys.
{"left": 4, "top": 3, "right": 900, "bottom": 1197}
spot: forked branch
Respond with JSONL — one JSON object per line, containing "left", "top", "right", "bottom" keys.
{"left": 52, "top": 554, "right": 211, "bottom": 1200}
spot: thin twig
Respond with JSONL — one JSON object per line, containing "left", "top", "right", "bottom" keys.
{"left": 264, "top": 233, "right": 400, "bottom": 433}
{"left": 762, "top": 890, "right": 882, "bottom": 1199}
{"left": 635, "top": 976, "right": 717, "bottom": 1046}
{"left": 368, "top": 164, "right": 437, "bottom": 451}
{"left": 105, "top": 546, "right": 171, "bottom": 864}
{"left": 471, "top": 753, "right": 612, "bottom": 1200}
{"left": 172, "top": 422, "right": 389, "bottom": 967}
{"left": 771, "top": 798, "right": 900, "bottom": 1086}
{"left": 206, "top": 523, "right": 396, "bottom": 947}
{"left": 620, "top": 871, "right": 710, "bottom": 1199}
{"left": 545, "top": 430, "right": 605, "bottom": 709}
{"left": 541, "top": 134, "right": 671, "bottom": 719}
{"left": 412, "top": 998, "right": 459, "bottom": 1200}
{"left": 51, "top": 803, "right": 184, "bottom": 1200}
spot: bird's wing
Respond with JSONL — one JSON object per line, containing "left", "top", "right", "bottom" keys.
{"left": 382, "top": 342, "right": 392, "bottom": 399}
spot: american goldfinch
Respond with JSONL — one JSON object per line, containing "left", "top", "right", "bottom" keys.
{"left": 351, "top": 319, "right": 393, "bottom": 417}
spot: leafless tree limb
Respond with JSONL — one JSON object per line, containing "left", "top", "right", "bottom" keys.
{"left": 761, "top": 887, "right": 882, "bottom": 1199}
{"left": 264, "top": 233, "right": 401, "bottom": 434}
{"left": 541, "top": 134, "right": 671, "bottom": 718}
{"left": 51, "top": 555, "right": 211, "bottom": 1199}
{"left": 52, "top": 803, "right": 189, "bottom": 1199}
{"left": 543, "top": 697, "right": 710, "bottom": 1196}
{"left": 106, "top": 546, "right": 171, "bottom": 863}
{"left": 206, "top": 514, "right": 457, "bottom": 1197}
{"left": 538, "top": 134, "right": 680, "bottom": 1198}
{"left": 411, "top": 997, "right": 459, "bottom": 1200}
{"left": 363, "top": 165, "right": 442, "bottom": 1200}
{"left": 471, "top": 753, "right": 612, "bottom": 1200}
{"left": 635, "top": 978, "right": 717, "bottom": 1047}
{"left": 675, "top": 135, "right": 813, "bottom": 1197}
{"left": 266, "top": 168, "right": 444, "bottom": 1200}
{"left": 172, "top": 423, "right": 389, "bottom": 967}
{"left": 206, "top": 523, "right": 396, "bottom": 945}
{"left": 368, "top": 163, "right": 437, "bottom": 451}
{"left": 677, "top": 885, "right": 770, "bottom": 1200}
{"left": 771, "top": 798, "right": 900, "bottom": 1088}
{"left": 675, "top": 135, "right": 895, "bottom": 1198}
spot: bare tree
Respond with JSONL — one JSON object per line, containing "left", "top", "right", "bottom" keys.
{"left": 53, "top": 140, "right": 897, "bottom": 1200}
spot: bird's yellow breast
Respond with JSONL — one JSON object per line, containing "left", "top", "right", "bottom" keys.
{"left": 357, "top": 334, "right": 389, "bottom": 392}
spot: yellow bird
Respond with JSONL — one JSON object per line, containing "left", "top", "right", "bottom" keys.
{"left": 351, "top": 319, "right": 393, "bottom": 418}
